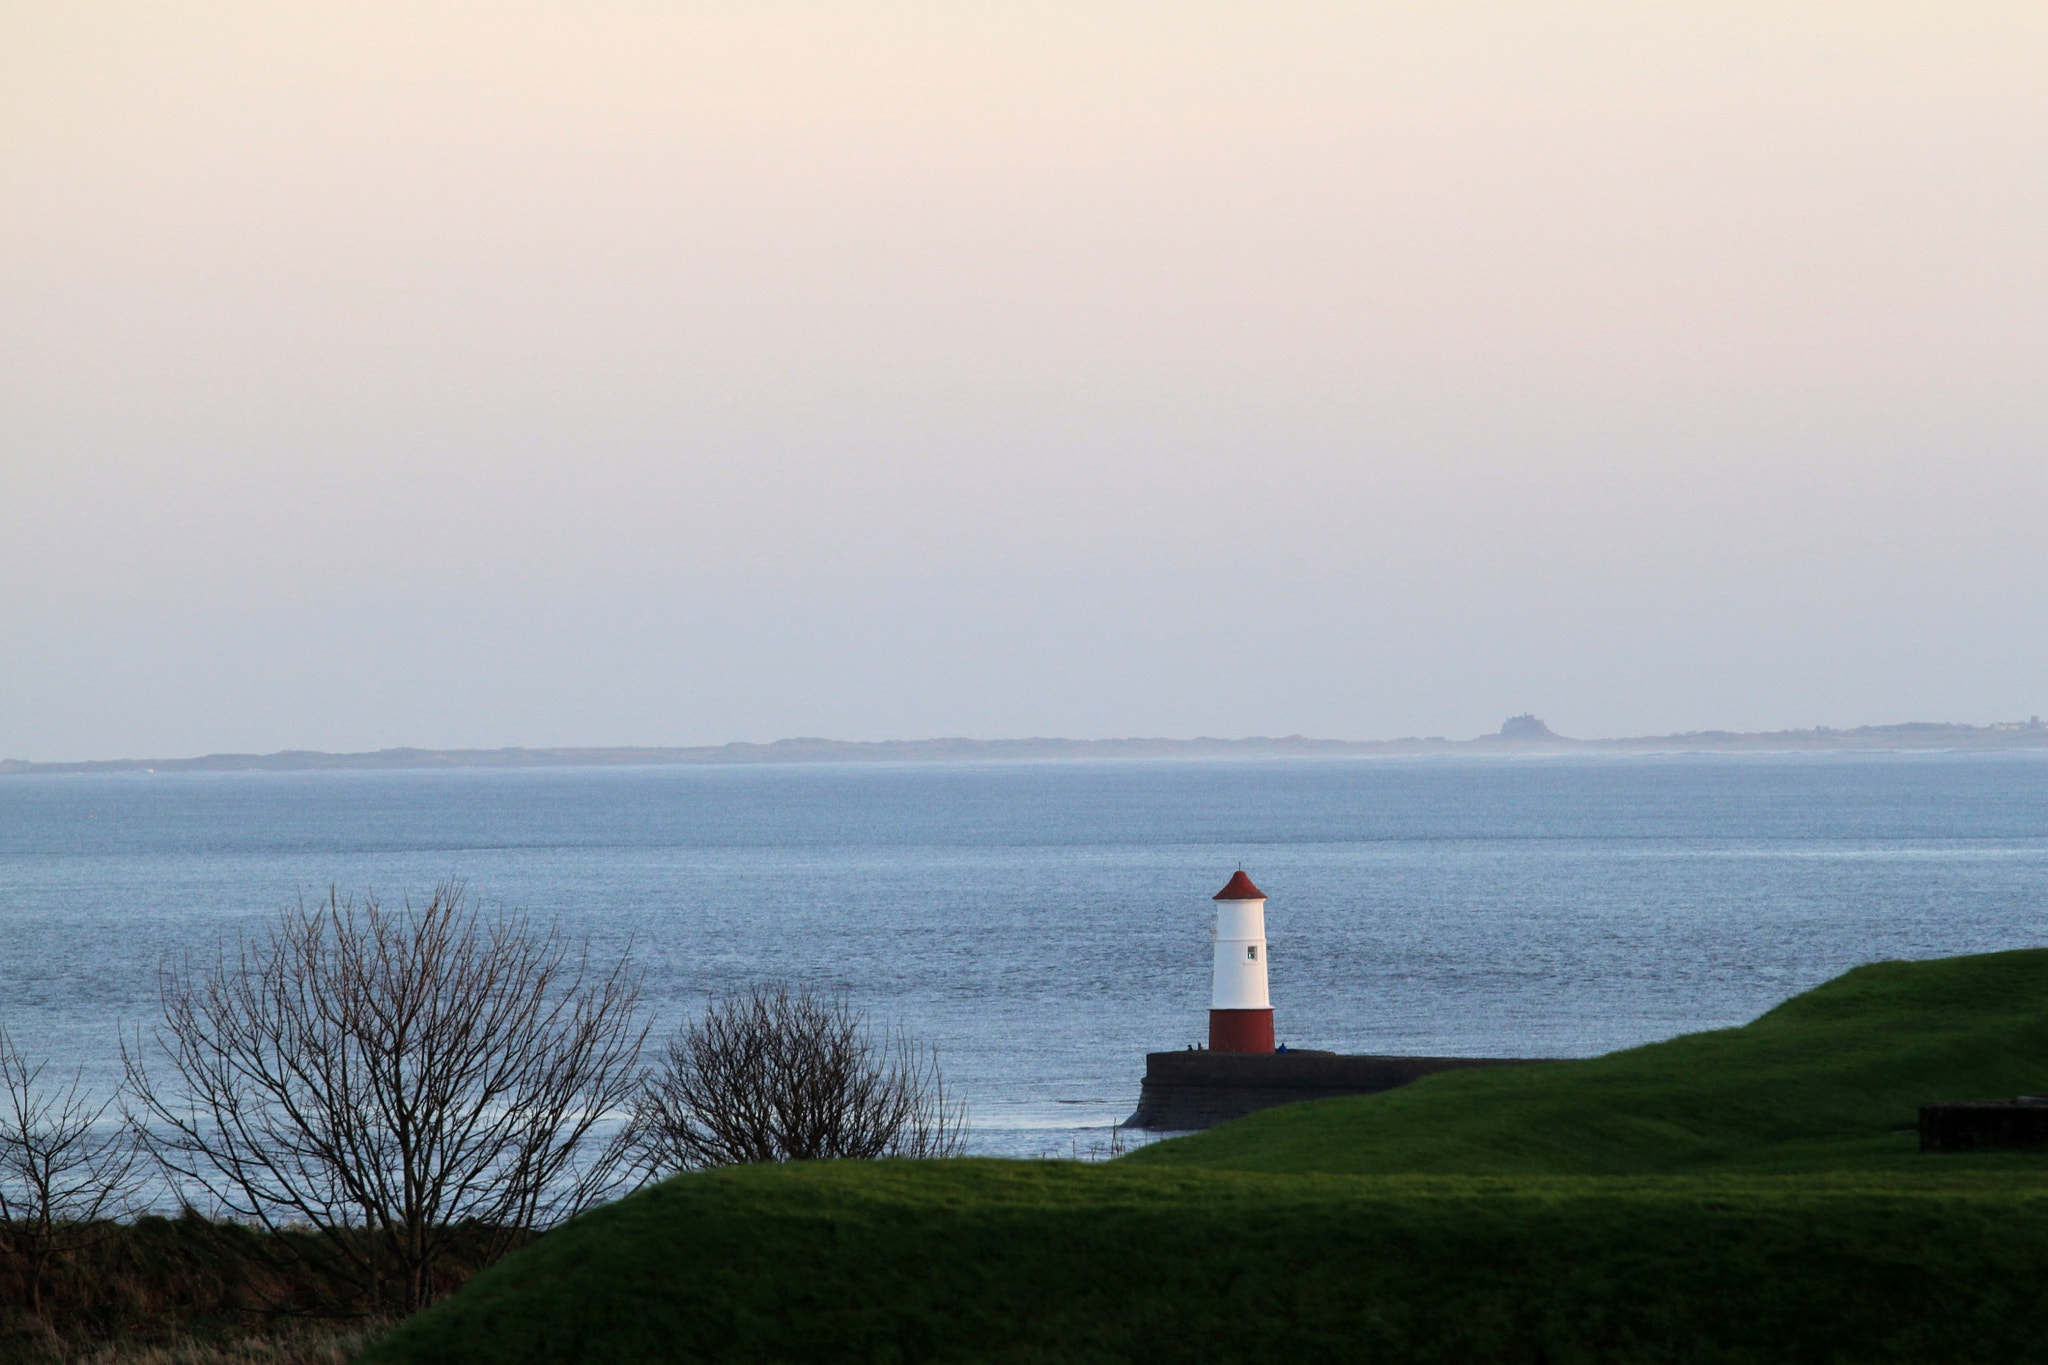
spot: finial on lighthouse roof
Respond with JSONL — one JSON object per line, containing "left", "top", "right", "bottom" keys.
{"left": 1214, "top": 870, "right": 1265, "bottom": 901}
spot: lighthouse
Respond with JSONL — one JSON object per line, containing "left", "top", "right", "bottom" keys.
{"left": 1209, "top": 870, "right": 1275, "bottom": 1052}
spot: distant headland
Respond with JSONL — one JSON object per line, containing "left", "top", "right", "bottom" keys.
{"left": 6, "top": 715, "right": 2047, "bottom": 775}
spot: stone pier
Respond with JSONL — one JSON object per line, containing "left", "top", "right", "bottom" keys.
{"left": 1124, "top": 1049, "right": 1553, "bottom": 1131}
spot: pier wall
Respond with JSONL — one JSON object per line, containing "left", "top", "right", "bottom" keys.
{"left": 1125, "top": 1050, "right": 1552, "bottom": 1131}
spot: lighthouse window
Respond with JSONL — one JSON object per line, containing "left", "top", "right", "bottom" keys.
{"left": 1246, "top": 945, "right": 1258, "bottom": 960}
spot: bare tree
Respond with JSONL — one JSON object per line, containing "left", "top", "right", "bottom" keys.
{"left": 0, "top": 1028, "right": 140, "bottom": 1318}
{"left": 629, "top": 985, "right": 966, "bottom": 1174}
{"left": 124, "top": 883, "right": 646, "bottom": 1316}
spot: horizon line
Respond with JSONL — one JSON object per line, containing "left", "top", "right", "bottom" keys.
{"left": 7, "top": 716, "right": 2048, "bottom": 774}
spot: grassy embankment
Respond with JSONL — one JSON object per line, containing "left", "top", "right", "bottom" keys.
{"left": 367, "top": 949, "right": 2048, "bottom": 1363}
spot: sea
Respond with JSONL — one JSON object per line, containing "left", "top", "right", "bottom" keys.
{"left": 2, "top": 753, "right": 2046, "bottom": 1158}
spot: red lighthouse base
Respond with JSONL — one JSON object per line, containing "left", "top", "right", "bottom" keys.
{"left": 1208, "top": 1008, "right": 1275, "bottom": 1053}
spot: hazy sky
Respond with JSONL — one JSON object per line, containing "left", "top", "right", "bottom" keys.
{"left": 5, "top": 3, "right": 2046, "bottom": 759}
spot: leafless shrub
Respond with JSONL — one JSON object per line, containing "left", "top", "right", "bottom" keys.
{"left": 123, "top": 883, "right": 646, "bottom": 1316}
{"left": 0, "top": 1028, "right": 141, "bottom": 1317}
{"left": 629, "top": 985, "right": 966, "bottom": 1173}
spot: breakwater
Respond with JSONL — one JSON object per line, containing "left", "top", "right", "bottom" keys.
{"left": 1125, "top": 1050, "right": 1552, "bottom": 1130}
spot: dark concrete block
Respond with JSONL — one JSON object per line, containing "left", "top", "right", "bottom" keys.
{"left": 1919, "top": 1101, "right": 2048, "bottom": 1152}
{"left": 1124, "top": 1050, "right": 1555, "bottom": 1131}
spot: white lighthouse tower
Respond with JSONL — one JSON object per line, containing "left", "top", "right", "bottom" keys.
{"left": 1209, "top": 870, "right": 1274, "bottom": 1052}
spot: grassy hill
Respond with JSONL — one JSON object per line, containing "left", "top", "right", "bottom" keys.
{"left": 1131, "top": 946, "right": 2048, "bottom": 1176}
{"left": 364, "top": 950, "right": 2048, "bottom": 1364}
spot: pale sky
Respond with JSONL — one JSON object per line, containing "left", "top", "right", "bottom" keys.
{"left": 4, "top": 3, "right": 2046, "bottom": 759}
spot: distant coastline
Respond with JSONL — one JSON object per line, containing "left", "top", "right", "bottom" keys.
{"left": 7, "top": 716, "right": 2048, "bottom": 775}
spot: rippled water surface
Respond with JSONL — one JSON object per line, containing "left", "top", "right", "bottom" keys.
{"left": 3, "top": 754, "right": 2045, "bottom": 1155}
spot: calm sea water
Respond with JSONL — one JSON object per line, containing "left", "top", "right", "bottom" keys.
{"left": 2, "top": 754, "right": 2046, "bottom": 1157}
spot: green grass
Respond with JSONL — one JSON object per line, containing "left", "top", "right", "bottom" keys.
{"left": 364, "top": 949, "right": 2048, "bottom": 1364}
{"left": 364, "top": 1163, "right": 2048, "bottom": 1364}
{"left": 1131, "top": 946, "right": 2048, "bottom": 1176}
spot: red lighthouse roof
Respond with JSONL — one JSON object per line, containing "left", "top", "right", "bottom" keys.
{"left": 1213, "top": 870, "right": 1266, "bottom": 901}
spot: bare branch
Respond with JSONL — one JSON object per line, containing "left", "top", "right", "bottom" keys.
{"left": 0, "top": 1027, "right": 141, "bottom": 1317}
{"left": 122, "top": 882, "right": 647, "bottom": 1316}
{"left": 629, "top": 985, "right": 967, "bottom": 1174}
